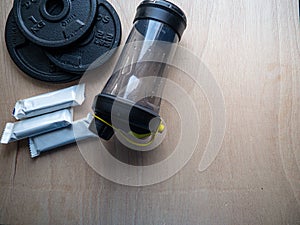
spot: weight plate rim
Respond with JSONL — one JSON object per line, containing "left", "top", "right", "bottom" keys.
{"left": 5, "top": 10, "right": 83, "bottom": 84}
{"left": 46, "top": 0, "right": 122, "bottom": 73}
{"left": 13, "top": 0, "right": 98, "bottom": 48}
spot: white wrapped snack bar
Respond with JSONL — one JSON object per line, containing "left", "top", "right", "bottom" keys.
{"left": 1, "top": 108, "right": 73, "bottom": 144}
{"left": 29, "top": 114, "right": 97, "bottom": 158}
{"left": 13, "top": 84, "right": 85, "bottom": 120}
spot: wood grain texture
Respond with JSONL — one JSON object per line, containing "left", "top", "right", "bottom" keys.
{"left": 0, "top": 0, "right": 299, "bottom": 225}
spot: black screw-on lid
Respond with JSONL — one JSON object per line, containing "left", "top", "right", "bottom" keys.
{"left": 134, "top": 0, "right": 187, "bottom": 40}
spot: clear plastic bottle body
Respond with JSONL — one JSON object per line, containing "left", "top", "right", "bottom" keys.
{"left": 92, "top": 0, "right": 187, "bottom": 141}
{"left": 101, "top": 19, "right": 179, "bottom": 114}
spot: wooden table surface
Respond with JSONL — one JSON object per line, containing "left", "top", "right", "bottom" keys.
{"left": 0, "top": 0, "right": 300, "bottom": 224}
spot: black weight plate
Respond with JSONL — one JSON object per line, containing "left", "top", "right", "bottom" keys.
{"left": 46, "top": 0, "right": 122, "bottom": 73}
{"left": 14, "top": 0, "right": 97, "bottom": 48}
{"left": 5, "top": 10, "right": 82, "bottom": 83}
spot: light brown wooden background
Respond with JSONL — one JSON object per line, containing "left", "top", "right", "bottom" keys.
{"left": 0, "top": 0, "right": 300, "bottom": 224}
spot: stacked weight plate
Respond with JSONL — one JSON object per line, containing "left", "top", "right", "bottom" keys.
{"left": 5, "top": 0, "right": 122, "bottom": 83}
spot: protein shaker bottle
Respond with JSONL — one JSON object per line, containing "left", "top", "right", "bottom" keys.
{"left": 91, "top": 0, "right": 187, "bottom": 141}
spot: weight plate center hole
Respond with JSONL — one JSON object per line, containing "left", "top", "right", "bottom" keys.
{"left": 40, "top": 0, "right": 70, "bottom": 21}
{"left": 46, "top": 0, "right": 64, "bottom": 16}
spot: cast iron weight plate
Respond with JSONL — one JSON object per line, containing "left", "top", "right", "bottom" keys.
{"left": 5, "top": 10, "right": 82, "bottom": 83}
{"left": 13, "top": 0, "right": 97, "bottom": 48}
{"left": 46, "top": 0, "right": 122, "bottom": 73}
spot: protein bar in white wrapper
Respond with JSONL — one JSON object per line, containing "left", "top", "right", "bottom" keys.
{"left": 13, "top": 84, "right": 85, "bottom": 120}
{"left": 29, "top": 114, "right": 97, "bottom": 158}
{"left": 1, "top": 108, "right": 73, "bottom": 144}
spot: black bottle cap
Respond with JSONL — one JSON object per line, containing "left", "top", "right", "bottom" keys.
{"left": 90, "top": 94, "right": 162, "bottom": 141}
{"left": 134, "top": 0, "right": 187, "bottom": 40}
